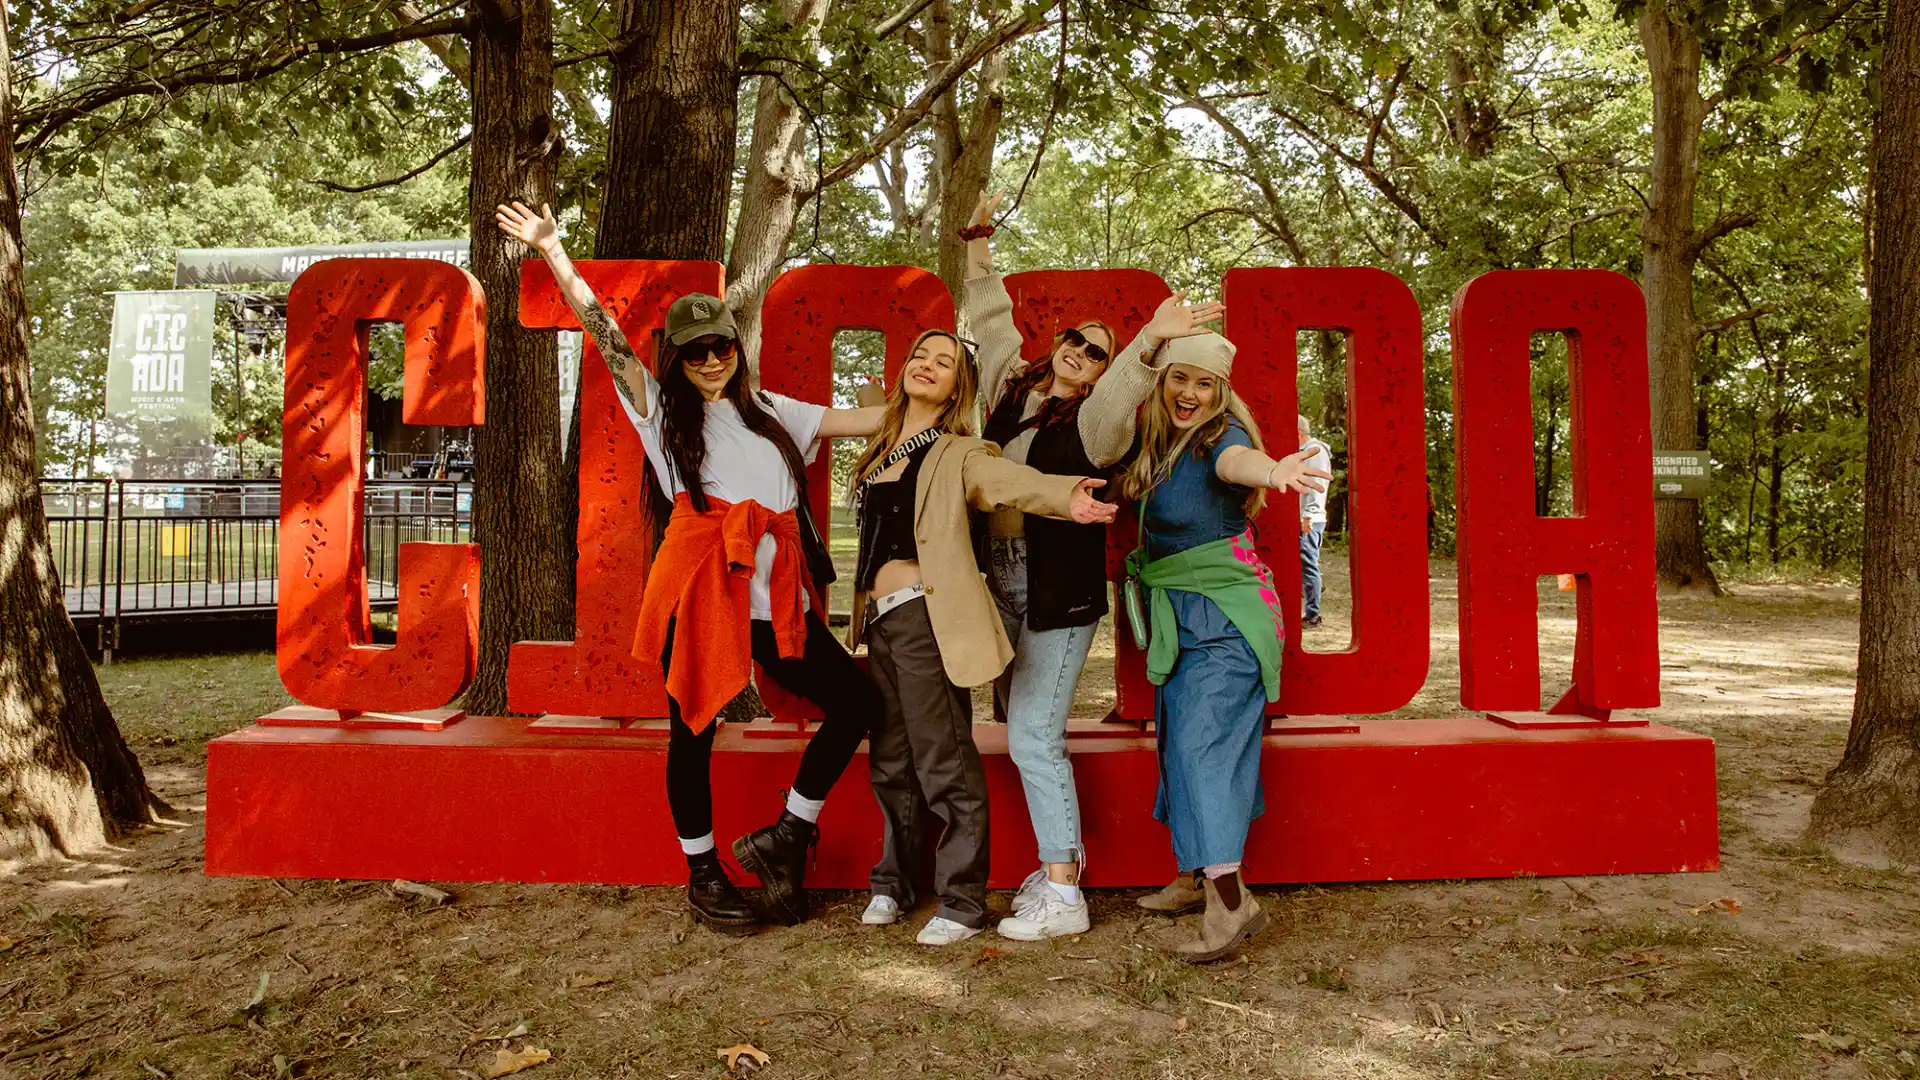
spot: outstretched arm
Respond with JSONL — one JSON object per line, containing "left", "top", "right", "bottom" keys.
{"left": 1216, "top": 444, "right": 1332, "bottom": 495}
{"left": 495, "top": 201, "right": 653, "bottom": 421}
{"left": 961, "top": 448, "right": 1118, "bottom": 524}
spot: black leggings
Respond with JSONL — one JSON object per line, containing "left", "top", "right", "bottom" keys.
{"left": 664, "top": 612, "right": 881, "bottom": 841}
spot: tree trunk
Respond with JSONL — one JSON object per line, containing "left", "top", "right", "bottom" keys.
{"left": 1639, "top": 0, "right": 1721, "bottom": 595}
{"left": 0, "top": 4, "right": 163, "bottom": 863}
{"left": 597, "top": 0, "right": 738, "bottom": 260}
{"left": 725, "top": 0, "right": 831, "bottom": 355}
{"left": 1807, "top": 0, "right": 1920, "bottom": 863}
{"left": 933, "top": 0, "right": 1010, "bottom": 295}
{"left": 464, "top": 0, "right": 575, "bottom": 714}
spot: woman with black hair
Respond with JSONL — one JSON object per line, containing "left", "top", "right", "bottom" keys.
{"left": 496, "top": 202, "right": 885, "bottom": 931}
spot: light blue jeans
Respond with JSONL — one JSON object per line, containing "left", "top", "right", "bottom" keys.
{"left": 990, "top": 538, "right": 1096, "bottom": 865}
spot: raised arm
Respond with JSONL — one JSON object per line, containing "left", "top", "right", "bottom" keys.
{"left": 494, "top": 201, "right": 653, "bottom": 421}
{"left": 1216, "top": 443, "right": 1333, "bottom": 495}
{"left": 1078, "top": 291, "right": 1228, "bottom": 467}
{"left": 960, "top": 192, "right": 1025, "bottom": 412}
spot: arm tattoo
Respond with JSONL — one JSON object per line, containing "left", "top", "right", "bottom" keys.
{"left": 576, "top": 301, "right": 647, "bottom": 419}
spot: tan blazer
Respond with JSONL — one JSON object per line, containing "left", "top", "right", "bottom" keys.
{"left": 849, "top": 433, "right": 1084, "bottom": 688}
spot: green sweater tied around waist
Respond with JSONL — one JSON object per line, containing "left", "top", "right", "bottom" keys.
{"left": 1126, "top": 532, "right": 1284, "bottom": 702}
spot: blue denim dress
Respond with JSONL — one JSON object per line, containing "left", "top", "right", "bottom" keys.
{"left": 1142, "top": 420, "right": 1271, "bottom": 870}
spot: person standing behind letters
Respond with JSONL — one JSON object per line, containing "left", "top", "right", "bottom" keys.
{"left": 1297, "top": 415, "right": 1333, "bottom": 630}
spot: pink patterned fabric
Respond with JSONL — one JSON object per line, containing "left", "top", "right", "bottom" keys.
{"left": 1228, "top": 530, "right": 1285, "bottom": 633}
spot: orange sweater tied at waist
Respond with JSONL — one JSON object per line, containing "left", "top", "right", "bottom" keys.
{"left": 633, "top": 493, "right": 823, "bottom": 732}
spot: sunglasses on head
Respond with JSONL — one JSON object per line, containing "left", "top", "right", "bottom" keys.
{"left": 1061, "top": 327, "right": 1109, "bottom": 366}
{"left": 682, "top": 338, "right": 737, "bottom": 365}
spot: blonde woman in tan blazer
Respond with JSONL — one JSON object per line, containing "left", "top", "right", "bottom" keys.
{"left": 847, "top": 329, "right": 1117, "bottom": 946}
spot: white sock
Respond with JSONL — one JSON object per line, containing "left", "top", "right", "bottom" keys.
{"left": 679, "top": 833, "right": 715, "bottom": 856}
{"left": 1203, "top": 862, "right": 1242, "bottom": 879}
{"left": 1046, "top": 879, "right": 1082, "bottom": 905}
{"left": 785, "top": 790, "right": 826, "bottom": 823}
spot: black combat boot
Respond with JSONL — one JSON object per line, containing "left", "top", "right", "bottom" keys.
{"left": 731, "top": 808, "right": 818, "bottom": 925}
{"left": 686, "top": 851, "right": 759, "bottom": 933}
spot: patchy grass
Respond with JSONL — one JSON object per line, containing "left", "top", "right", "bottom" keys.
{"left": 2, "top": 563, "right": 1914, "bottom": 1079}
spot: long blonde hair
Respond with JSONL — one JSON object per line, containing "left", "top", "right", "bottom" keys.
{"left": 1122, "top": 364, "right": 1268, "bottom": 517}
{"left": 850, "top": 329, "right": 978, "bottom": 488}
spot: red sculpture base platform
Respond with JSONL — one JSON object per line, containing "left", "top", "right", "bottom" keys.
{"left": 205, "top": 716, "right": 1719, "bottom": 887}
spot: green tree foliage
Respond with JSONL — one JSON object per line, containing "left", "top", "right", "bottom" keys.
{"left": 14, "top": 0, "right": 1879, "bottom": 569}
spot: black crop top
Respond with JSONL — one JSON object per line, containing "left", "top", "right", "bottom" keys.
{"left": 854, "top": 438, "right": 937, "bottom": 592}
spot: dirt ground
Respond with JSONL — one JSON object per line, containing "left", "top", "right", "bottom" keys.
{"left": 5, "top": 554, "right": 1917, "bottom": 1080}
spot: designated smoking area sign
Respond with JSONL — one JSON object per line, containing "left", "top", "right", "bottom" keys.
{"left": 1653, "top": 451, "right": 1711, "bottom": 499}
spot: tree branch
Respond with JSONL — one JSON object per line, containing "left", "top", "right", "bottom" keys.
{"left": 1686, "top": 209, "right": 1761, "bottom": 259}
{"left": 306, "top": 132, "right": 470, "bottom": 193}
{"left": 804, "top": 9, "right": 1046, "bottom": 199}
{"left": 14, "top": 15, "right": 476, "bottom": 155}
{"left": 874, "top": 0, "right": 938, "bottom": 38}
{"left": 1696, "top": 303, "right": 1777, "bottom": 338}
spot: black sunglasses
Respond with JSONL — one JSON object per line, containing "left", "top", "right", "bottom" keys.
{"left": 1061, "top": 327, "right": 1109, "bottom": 366}
{"left": 681, "top": 338, "right": 738, "bottom": 364}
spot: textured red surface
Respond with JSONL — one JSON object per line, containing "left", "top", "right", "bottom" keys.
{"left": 245, "top": 261, "right": 1711, "bottom": 889}
{"left": 206, "top": 716, "right": 1720, "bottom": 886}
{"left": 1226, "top": 267, "right": 1429, "bottom": 716}
{"left": 277, "top": 260, "right": 484, "bottom": 712}
{"left": 753, "top": 265, "right": 955, "bottom": 723}
{"left": 505, "top": 259, "right": 726, "bottom": 717}
{"left": 1450, "top": 271, "right": 1661, "bottom": 713}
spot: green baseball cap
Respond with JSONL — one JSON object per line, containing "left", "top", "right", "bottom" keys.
{"left": 664, "top": 292, "right": 738, "bottom": 346}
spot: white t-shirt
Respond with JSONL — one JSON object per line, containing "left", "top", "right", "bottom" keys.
{"left": 1299, "top": 438, "right": 1332, "bottom": 524}
{"left": 618, "top": 373, "right": 825, "bottom": 620}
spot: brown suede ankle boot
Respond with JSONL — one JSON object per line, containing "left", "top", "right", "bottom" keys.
{"left": 1135, "top": 870, "right": 1206, "bottom": 915}
{"left": 1173, "top": 874, "right": 1268, "bottom": 964}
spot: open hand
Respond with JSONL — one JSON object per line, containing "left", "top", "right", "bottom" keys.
{"left": 970, "top": 190, "right": 1006, "bottom": 230}
{"left": 1142, "top": 290, "right": 1226, "bottom": 344}
{"left": 1267, "top": 449, "right": 1332, "bottom": 495}
{"left": 1068, "top": 478, "right": 1119, "bottom": 524}
{"left": 494, "top": 201, "right": 560, "bottom": 254}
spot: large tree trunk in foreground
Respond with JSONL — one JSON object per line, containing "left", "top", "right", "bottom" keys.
{"left": 464, "top": 0, "right": 574, "bottom": 714}
{"left": 0, "top": 5, "right": 163, "bottom": 862}
{"left": 597, "top": 0, "right": 738, "bottom": 261}
{"left": 1639, "top": 0, "right": 1721, "bottom": 596}
{"left": 1807, "top": 0, "right": 1920, "bottom": 862}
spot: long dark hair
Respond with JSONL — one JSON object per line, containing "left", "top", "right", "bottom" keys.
{"left": 656, "top": 340, "right": 811, "bottom": 513}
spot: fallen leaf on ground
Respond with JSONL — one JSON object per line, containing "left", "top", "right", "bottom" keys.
{"left": 564, "top": 973, "right": 613, "bottom": 989}
{"left": 482, "top": 1045, "right": 551, "bottom": 1077}
{"left": 0, "top": 936, "right": 15, "bottom": 951}
{"left": 718, "top": 1044, "right": 770, "bottom": 1070}
{"left": 1687, "top": 897, "right": 1741, "bottom": 916}
{"left": 1799, "top": 1030, "right": 1859, "bottom": 1053}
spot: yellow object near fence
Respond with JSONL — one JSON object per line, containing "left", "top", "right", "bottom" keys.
{"left": 159, "top": 524, "right": 193, "bottom": 558}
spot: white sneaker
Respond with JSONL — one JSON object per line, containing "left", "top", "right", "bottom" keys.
{"left": 916, "top": 916, "right": 982, "bottom": 946}
{"left": 996, "top": 887, "right": 1090, "bottom": 941}
{"left": 861, "top": 894, "right": 900, "bottom": 925}
{"left": 1011, "top": 866, "right": 1050, "bottom": 914}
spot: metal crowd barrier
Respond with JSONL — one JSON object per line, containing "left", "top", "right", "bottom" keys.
{"left": 39, "top": 478, "right": 472, "bottom": 657}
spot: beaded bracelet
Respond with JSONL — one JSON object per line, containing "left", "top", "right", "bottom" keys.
{"left": 957, "top": 223, "right": 996, "bottom": 241}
